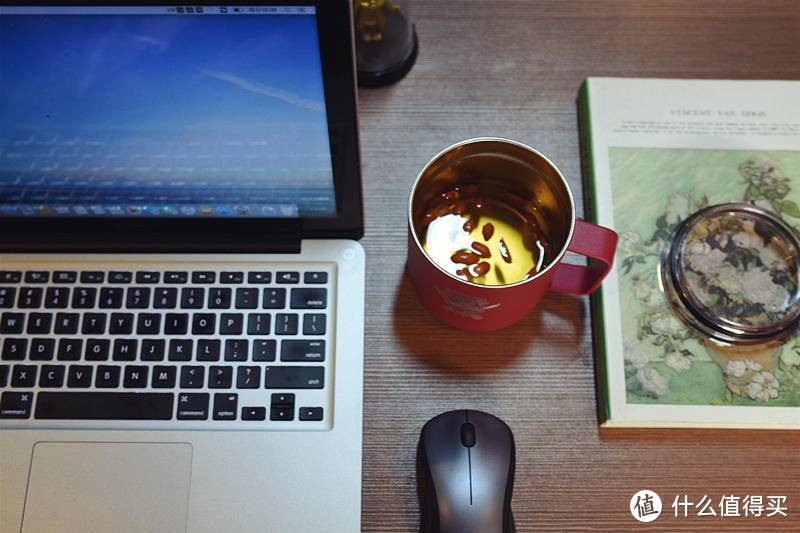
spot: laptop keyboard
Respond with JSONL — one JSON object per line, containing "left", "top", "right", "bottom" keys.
{"left": 0, "top": 261, "right": 334, "bottom": 430}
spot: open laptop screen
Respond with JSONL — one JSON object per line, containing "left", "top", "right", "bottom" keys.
{"left": 0, "top": 5, "right": 337, "bottom": 219}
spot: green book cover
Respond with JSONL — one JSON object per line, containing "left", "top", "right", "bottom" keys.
{"left": 579, "top": 77, "right": 800, "bottom": 428}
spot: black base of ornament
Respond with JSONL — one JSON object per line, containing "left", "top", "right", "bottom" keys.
{"left": 357, "top": 26, "right": 418, "bottom": 88}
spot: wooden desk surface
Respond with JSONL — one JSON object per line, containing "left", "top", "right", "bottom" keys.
{"left": 356, "top": 1, "right": 800, "bottom": 531}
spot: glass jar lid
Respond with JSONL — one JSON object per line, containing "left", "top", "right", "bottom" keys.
{"left": 663, "top": 203, "right": 800, "bottom": 344}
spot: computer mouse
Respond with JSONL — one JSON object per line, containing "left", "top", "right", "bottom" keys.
{"left": 417, "top": 410, "right": 516, "bottom": 533}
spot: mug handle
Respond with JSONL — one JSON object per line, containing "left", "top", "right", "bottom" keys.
{"left": 548, "top": 220, "right": 618, "bottom": 295}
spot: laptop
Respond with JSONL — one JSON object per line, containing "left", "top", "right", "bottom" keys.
{"left": 0, "top": 2, "right": 365, "bottom": 532}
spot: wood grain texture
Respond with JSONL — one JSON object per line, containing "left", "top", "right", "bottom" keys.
{"left": 356, "top": 1, "right": 800, "bottom": 531}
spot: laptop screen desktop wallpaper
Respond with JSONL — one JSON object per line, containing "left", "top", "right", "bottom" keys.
{"left": 0, "top": 6, "right": 336, "bottom": 218}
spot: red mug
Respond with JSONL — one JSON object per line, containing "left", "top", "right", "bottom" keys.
{"left": 407, "top": 137, "right": 618, "bottom": 331}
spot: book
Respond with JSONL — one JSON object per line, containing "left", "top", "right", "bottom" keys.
{"left": 578, "top": 77, "right": 800, "bottom": 429}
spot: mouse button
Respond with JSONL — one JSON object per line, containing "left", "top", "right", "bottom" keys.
{"left": 460, "top": 422, "right": 476, "bottom": 447}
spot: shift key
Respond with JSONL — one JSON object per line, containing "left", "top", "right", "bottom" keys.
{"left": 265, "top": 366, "right": 324, "bottom": 389}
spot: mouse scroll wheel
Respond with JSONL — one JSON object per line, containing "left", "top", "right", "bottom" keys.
{"left": 460, "top": 422, "right": 476, "bottom": 447}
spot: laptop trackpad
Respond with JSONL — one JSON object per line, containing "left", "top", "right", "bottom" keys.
{"left": 23, "top": 442, "right": 192, "bottom": 533}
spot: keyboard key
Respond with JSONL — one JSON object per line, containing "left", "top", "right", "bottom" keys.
{"left": 213, "top": 393, "right": 238, "bottom": 420}
{"left": 224, "top": 339, "right": 248, "bottom": 361}
{"left": 281, "top": 340, "right": 325, "bottom": 362}
{"left": 179, "top": 366, "right": 204, "bottom": 388}
{"left": 0, "top": 271, "right": 22, "bottom": 283}
{"left": 151, "top": 366, "right": 177, "bottom": 388}
{"left": 1, "top": 313, "right": 25, "bottom": 334}
{"left": 109, "top": 313, "right": 134, "bottom": 334}
{"left": 236, "top": 366, "right": 260, "bottom": 389}
{"left": 208, "top": 366, "right": 233, "bottom": 389}
{"left": 304, "top": 272, "right": 328, "bottom": 284}
{"left": 168, "top": 339, "right": 193, "bottom": 361}
{"left": 264, "top": 366, "right": 324, "bottom": 389}
{"left": 180, "top": 287, "right": 205, "bottom": 309}
{"left": 18, "top": 287, "right": 43, "bottom": 308}
{"left": 109, "top": 271, "right": 132, "bottom": 284}
{"left": 275, "top": 313, "right": 298, "bottom": 335}
{"left": 241, "top": 406, "right": 266, "bottom": 421}
{"left": 164, "top": 271, "right": 188, "bottom": 283}
{"left": 2, "top": 338, "right": 27, "bottom": 361}
{"left": 196, "top": 339, "right": 220, "bottom": 361}
{"left": 263, "top": 288, "right": 286, "bottom": 309}
{"left": 0, "top": 391, "right": 33, "bottom": 419}
{"left": 0, "top": 312, "right": 18, "bottom": 339}
{"left": 252, "top": 340, "right": 276, "bottom": 361}
{"left": 191, "top": 313, "right": 215, "bottom": 335}
{"left": 39, "top": 365, "right": 65, "bottom": 388}
{"left": 303, "top": 314, "right": 327, "bottom": 335}
{"left": 137, "top": 313, "right": 161, "bottom": 335}
{"left": 192, "top": 271, "right": 216, "bottom": 284}
{"left": 135, "top": 271, "right": 160, "bottom": 284}
{"left": 12, "top": 365, "right": 37, "bottom": 387}
{"left": 27, "top": 313, "right": 52, "bottom": 334}
{"left": 276, "top": 271, "right": 300, "bottom": 284}
{"left": 25, "top": 271, "right": 49, "bottom": 283}
{"left": 208, "top": 288, "right": 231, "bottom": 309}
{"left": 165, "top": 313, "right": 189, "bottom": 334}
{"left": 247, "top": 313, "right": 271, "bottom": 335}
{"left": 176, "top": 392, "right": 208, "bottom": 420}
{"left": 44, "top": 287, "right": 70, "bottom": 308}
{"left": 85, "top": 339, "right": 110, "bottom": 361}
{"left": 35, "top": 392, "right": 174, "bottom": 420}
{"left": 270, "top": 407, "right": 294, "bottom": 421}
{"left": 67, "top": 365, "right": 92, "bottom": 388}
{"left": 72, "top": 287, "right": 97, "bottom": 308}
{"left": 153, "top": 288, "right": 178, "bottom": 308}
{"left": 219, "top": 313, "right": 243, "bottom": 335}
{"left": 247, "top": 272, "right": 271, "bottom": 284}
{"left": 235, "top": 288, "right": 258, "bottom": 309}
{"left": 220, "top": 272, "right": 244, "bottom": 284}
{"left": 54, "top": 312, "right": 79, "bottom": 334}
{"left": 126, "top": 287, "right": 151, "bottom": 309}
{"left": 80, "top": 271, "right": 104, "bottom": 283}
{"left": 123, "top": 365, "right": 148, "bottom": 388}
{"left": 99, "top": 288, "right": 124, "bottom": 308}
{"left": 0, "top": 365, "right": 7, "bottom": 387}
{"left": 82, "top": 313, "right": 106, "bottom": 334}
{"left": 141, "top": 339, "right": 166, "bottom": 361}
{"left": 95, "top": 365, "right": 120, "bottom": 388}
{"left": 0, "top": 287, "right": 16, "bottom": 308}
{"left": 290, "top": 288, "right": 327, "bottom": 309}
{"left": 57, "top": 339, "right": 83, "bottom": 361}
{"left": 299, "top": 407, "right": 324, "bottom": 421}
{"left": 53, "top": 271, "right": 77, "bottom": 283}
{"left": 112, "top": 339, "right": 137, "bottom": 361}
{"left": 29, "top": 338, "right": 55, "bottom": 360}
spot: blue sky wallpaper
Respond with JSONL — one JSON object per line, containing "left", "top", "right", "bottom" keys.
{"left": 0, "top": 11, "right": 336, "bottom": 215}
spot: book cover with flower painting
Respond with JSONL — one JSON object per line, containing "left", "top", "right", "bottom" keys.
{"left": 578, "top": 78, "right": 800, "bottom": 428}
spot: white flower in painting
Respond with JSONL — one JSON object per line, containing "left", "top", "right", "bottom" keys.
{"left": 745, "top": 360, "right": 763, "bottom": 372}
{"left": 686, "top": 242, "right": 727, "bottom": 273}
{"left": 732, "top": 229, "right": 765, "bottom": 251}
{"left": 664, "top": 352, "right": 691, "bottom": 372}
{"left": 744, "top": 371, "right": 779, "bottom": 402}
{"left": 754, "top": 154, "right": 784, "bottom": 176}
{"left": 726, "top": 360, "right": 748, "bottom": 378}
{"left": 637, "top": 366, "right": 668, "bottom": 396}
{"left": 753, "top": 199, "right": 777, "bottom": 213}
{"left": 632, "top": 274, "right": 663, "bottom": 309}
{"left": 715, "top": 264, "right": 744, "bottom": 298}
{"left": 665, "top": 193, "right": 691, "bottom": 225}
{"left": 739, "top": 268, "right": 789, "bottom": 309}
{"left": 618, "top": 232, "right": 641, "bottom": 257}
{"left": 624, "top": 346, "right": 650, "bottom": 369}
{"left": 714, "top": 232, "right": 730, "bottom": 249}
{"left": 650, "top": 314, "right": 684, "bottom": 337}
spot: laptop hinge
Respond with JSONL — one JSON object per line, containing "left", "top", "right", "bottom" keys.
{"left": 0, "top": 233, "right": 302, "bottom": 254}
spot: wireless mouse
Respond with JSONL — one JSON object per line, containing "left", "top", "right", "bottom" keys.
{"left": 417, "top": 409, "right": 516, "bottom": 533}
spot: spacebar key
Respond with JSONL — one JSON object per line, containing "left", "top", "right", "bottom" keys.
{"left": 35, "top": 392, "right": 174, "bottom": 420}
